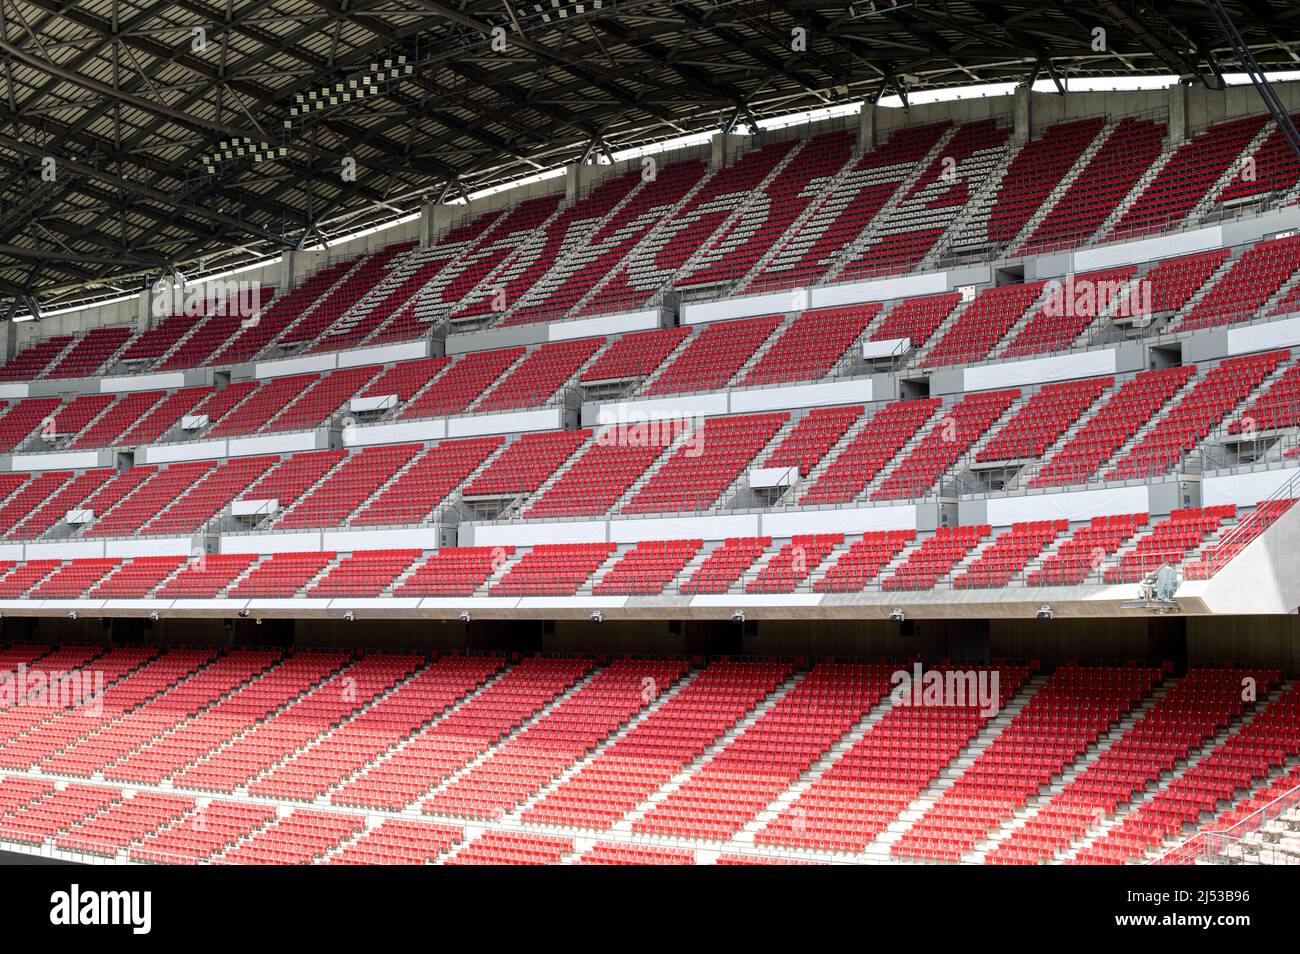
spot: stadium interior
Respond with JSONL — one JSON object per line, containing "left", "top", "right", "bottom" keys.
{"left": 0, "top": 0, "right": 1299, "bottom": 870}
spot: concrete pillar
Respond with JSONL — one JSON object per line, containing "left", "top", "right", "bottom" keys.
{"left": 1, "top": 318, "right": 16, "bottom": 364}
{"left": 1014, "top": 85, "right": 1032, "bottom": 143}
{"left": 858, "top": 101, "right": 877, "bottom": 151}
{"left": 279, "top": 250, "right": 297, "bottom": 294}
{"left": 419, "top": 201, "right": 459, "bottom": 248}
{"left": 564, "top": 162, "right": 605, "bottom": 202}
{"left": 1168, "top": 82, "right": 1188, "bottom": 143}
{"left": 137, "top": 286, "right": 155, "bottom": 331}
{"left": 709, "top": 132, "right": 747, "bottom": 171}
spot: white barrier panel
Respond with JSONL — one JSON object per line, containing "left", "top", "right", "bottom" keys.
{"left": 963, "top": 348, "right": 1117, "bottom": 392}
{"left": 595, "top": 392, "right": 727, "bottom": 425}
{"left": 180, "top": 414, "right": 210, "bottom": 430}
{"left": 253, "top": 352, "right": 336, "bottom": 379}
{"left": 321, "top": 527, "right": 439, "bottom": 552}
{"left": 731, "top": 378, "right": 872, "bottom": 414}
{"left": 468, "top": 521, "right": 609, "bottom": 547}
{"left": 863, "top": 337, "right": 909, "bottom": 360}
{"left": 141, "top": 438, "right": 226, "bottom": 464}
{"left": 221, "top": 532, "right": 322, "bottom": 554}
{"left": 0, "top": 544, "right": 22, "bottom": 560}
{"left": 611, "top": 513, "right": 760, "bottom": 544}
{"left": 98, "top": 371, "right": 188, "bottom": 394}
{"left": 1226, "top": 315, "right": 1300, "bottom": 358}
{"left": 0, "top": 383, "right": 28, "bottom": 400}
{"left": 229, "top": 431, "right": 318, "bottom": 457}
{"left": 232, "top": 498, "right": 278, "bottom": 517}
{"left": 1072, "top": 225, "right": 1223, "bottom": 273}
{"left": 1204, "top": 467, "right": 1300, "bottom": 508}
{"left": 22, "top": 540, "right": 106, "bottom": 559}
{"left": 350, "top": 394, "right": 397, "bottom": 413}
{"left": 102, "top": 537, "right": 193, "bottom": 558}
{"left": 10, "top": 450, "right": 103, "bottom": 472}
{"left": 346, "top": 417, "right": 446, "bottom": 447}
{"left": 681, "top": 291, "right": 796, "bottom": 326}
{"left": 447, "top": 407, "right": 564, "bottom": 438}
{"left": 337, "top": 341, "right": 426, "bottom": 369}
{"left": 548, "top": 308, "right": 664, "bottom": 341}
{"left": 811, "top": 271, "right": 953, "bottom": 310}
{"left": 764, "top": 505, "right": 917, "bottom": 537}
{"left": 66, "top": 509, "right": 93, "bottom": 524}
{"left": 984, "top": 484, "right": 1150, "bottom": 526}
{"left": 749, "top": 467, "right": 797, "bottom": 489}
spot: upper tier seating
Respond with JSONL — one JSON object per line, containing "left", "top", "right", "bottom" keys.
{"left": 870, "top": 292, "right": 960, "bottom": 350}
{"left": 1025, "top": 513, "right": 1147, "bottom": 586}
{"left": 738, "top": 305, "right": 879, "bottom": 387}
{"left": 350, "top": 436, "right": 501, "bottom": 526}
{"left": 579, "top": 142, "right": 794, "bottom": 316}
{"left": 642, "top": 314, "right": 782, "bottom": 397}
{"left": 620, "top": 412, "right": 786, "bottom": 514}
{"left": 1103, "top": 505, "right": 1235, "bottom": 583}
{"left": 1105, "top": 350, "right": 1285, "bottom": 480}
{"left": 398, "top": 347, "right": 523, "bottom": 419}
{"left": 813, "top": 530, "right": 916, "bottom": 592}
{"left": 981, "top": 117, "right": 1107, "bottom": 249}
{"left": 1029, "top": 365, "right": 1195, "bottom": 488}
{"left": 524, "top": 426, "right": 672, "bottom": 519}
{"left": 1108, "top": 115, "right": 1269, "bottom": 240}
{"left": 1173, "top": 234, "right": 1300, "bottom": 332}
{"left": 837, "top": 119, "right": 1012, "bottom": 281}
{"left": 800, "top": 399, "right": 940, "bottom": 505}
{"left": 506, "top": 163, "right": 705, "bottom": 325}
{"left": 745, "top": 121, "right": 950, "bottom": 292}
{"left": 677, "top": 131, "right": 855, "bottom": 290}
{"left": 1216, "top": 113, "right": 1300, "bottom": 203}
{"left": 490, "top": 543, "right": 616, "bottom": 596}
{"left": 1019, "top": 117, "right": 1165, "bottom": 254}
{"left": 976, "top": 377, "right": 1110, "bottom": 463}
{"left": 474, "top": 338, "right": 602, "bottom": 412}
{"left": 579, "top": 326, "right": 690, "bottom": 385}
{"left": 871, "top": 390, "right": 1018, "bottom": 501}
{"left": 921, "top": 282, "right": 1045, "bottom": 368}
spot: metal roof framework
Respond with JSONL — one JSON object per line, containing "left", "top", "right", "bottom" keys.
{"left": 0, "top": 0, "right": 1298, "bottom": 312}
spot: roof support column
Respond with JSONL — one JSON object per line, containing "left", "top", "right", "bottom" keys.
{"left": 710, "top": 132, "right": 747, "bottom": 171}
{"left": 858, "top": 101, "right": 877, "bottom": 152}
{"left": 1014, "top": 85, "right": 1032, "bottom": 143}
{"left": 1168, "top": 82, "right": 1189, "bottom": 143}
{"left": 565, "top": 162, "right": 606, "bottom": 202}
{"left": 420, "top": 201, "right": 459, "bottom": 248}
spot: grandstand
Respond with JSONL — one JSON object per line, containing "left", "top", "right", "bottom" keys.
{"left": 0, "top": 2, "right": 1299, "bottom": 882}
